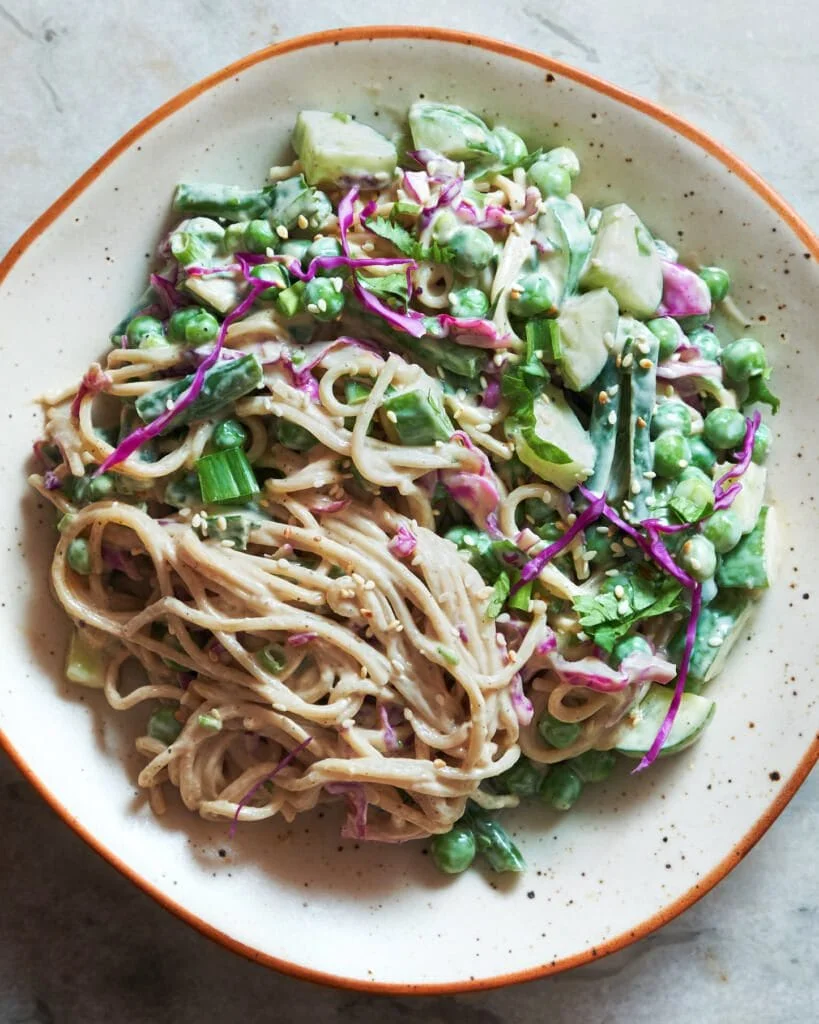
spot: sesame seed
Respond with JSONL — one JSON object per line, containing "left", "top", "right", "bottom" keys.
{"left": 306, "top": 303, "right": 319, "bottom": 314}
{"left": 216, "top": 516, "right": 228, "bottom": 531}
{"left": 361, "top": 241, "right": 375, "bottom": 253}
{"left": 636, "top": 416, "right": 647, "bottom": 428}
{"left": 611, "top": 542, "right": 625, "bottom": 556}
{"left": 605, "top": 568, "right": 620, "bottom": 577}
{"left": 359, "top": 665, "right": 368, "bottom": 677}
{"left": 493, "top": 352, "right": 506, "bottom": 366}
{"left": 475, "top": 423, "right": 491, "bottom": 433}
{"left": 386, "top": 410, "right": 398, "bottom": 423}
{"left": 637, "top": 339, "right": 651, "bottom": 354}
{"left": 220, "top": 539, "right": 236, "bottom": 548}
{"left": 608, "top": 384, "right": 619, "bottom": 396}
{"left": 678, "top": 459, "right": 689, "bottom": 468}
{"left": 643, "top": 470, "right": 657, "bottom": 480}
{"left": 639, "top": 358, "right": 654, "bottom": 370}
{"left": 510, "top": 287, "right": 522, "bottom": 300}
{"left": 622, "top": 537, "right": 636, "bottom": 548}
{"left": 479, "top": 375, "right": 488, "bottom": 388}
{"left": 596, "top": 525, "right": 610, "bottom": 535}
{"left": 708, "top": 636, "right": 724, "bottom": 648}
{"left": 317, "top": 298, "right": 328, "bottom": 313}
{"left": 608, "top": 411, "right": 617, "bottom": 425}
{"left": 332, "top": 277, "right": 343, "bottom": 292}
{"left": 363, "top": 580, "right": 376, "bottom": 591}
{"left": 621, "top": 352, "right": 634, "bottom": 368}
{"left": 433, "top": 758, "right": 446, "bottom": 769}
{"left": 623, "top": 499, "right": 635, "bottom": 511}
{"left": 646, "top": 495, "right": 656, "bottom": 507}
{"left": 165, "top": 398, "right": 175, "bottom": 411}
{"left": 617, "top": 600, "right": 630, "bottom": 616}
{"left": 275, "top": 224, "right": 289, "bottom": 239}
{"left": 436, "top": 366, "right": 445, "bottom": 379}
{"left": 434, "top": 440, "right": 444, "bottom": 448}
{"left": 631, "top": 480, "right": 641, "bottom": 495}
{"left": 598, "top": 390, "right": 609, "bottom": 404}
{"left": 297, "top": 214, "right": 308, "bottom": 230}
{"left": 614, "top": 585, "right": 625, "bottom": 599}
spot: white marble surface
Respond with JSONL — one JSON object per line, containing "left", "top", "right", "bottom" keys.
{"left": 1, "top": 1, "right": 816, "bottom": 1019}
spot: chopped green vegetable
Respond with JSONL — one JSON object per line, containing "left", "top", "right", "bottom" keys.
{"left": 196, "top": 447, "right": 260, "bottom": 504}
{"left": 573, "top": 574, "right": 682, "bottom": 653}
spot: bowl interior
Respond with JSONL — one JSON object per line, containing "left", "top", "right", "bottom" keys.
{"left": 1, "top": 30, "right": 817, "bottom": 990}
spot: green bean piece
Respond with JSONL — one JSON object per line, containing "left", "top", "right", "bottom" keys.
{"left": 304, "top": 276, "right": 345, "bottom": 321}
{"left": 491, "top": 125, "right": 528, "bottom": 166}
{"left": 173, "top": 183, "right": 274, "bottom": 222}
{"left": 430, "top": 825, "right": 477, "bottom": 874}
{"left": 703, "top": 508, "right": 743, "bottom": 554}
{"left": 752, "top": 422, "right": 772, "bottom": 464}
{"left": 471, "top": 815, "right": 526, "bottom": 873}
{"left": 448, "top": 286, "right": 490, "bottom": 319}
{"left": 250, "top": 262, "right": 290, "bottom": 301}
{"left": 651, "top": 400, "right": 692, "bottom": 439}
{"left": 147, "top": 706, "right": 183, "bottom": 745}
{"left": 721, "top": 337, "right": 768, "bottom": 382}
{"left": 381, "top": 390, "right": 454, "bottom": 446}
{"left": 279, "top": 238, "right": 312, "bottom": 263}
{"left": 687, "top": 327, "right": 721, "bottom": 362}
{"left": 669, "top": 474, "right": 714, "bottom": 524}
{"left": 508, "top": 272, "right": 556, "bottom": 318}
{"left": 277, "top": 419, "right": 317, "bottom": 452}
{"left": 688, "top": 436, "right": 717, "bottom": 473}
{"left": 698, "top": 265, "right": 731, "bottom": 302}
{"left": 570, "top": 749, "right": 617, "bottom": 783}
{"left": 135, "top": 353, "right": 263, "bottom": 429}
{"left": 703, "top": 408, "right": 747, "bottom": 450}
{"left": 528, "top": 160, "right": 571, "bottom": 198}
{"left": 538, "top": 711, "right": 581, "bottom": 750}
{"left": 67, "top": 537, "right": 91, "bottom": 575}
{"left": 167, "top": 307, "right": 220, "bottom": 346}
{"left": 126, "top": 315, "right": 165, "bottom": 349}
{"left": 245, "top": 219, "right": 278, "bottom": 254}
{"left": 540, "top": 764, "right": 583, "bottom": 811}
{"left": 678, "top": 535, "right": 717, "bottom": 581}
{"left": 211, "top": 418, "right": 248, "bottom": 451}
{"left": 653, "top": 431, "right": 691, "bottom": 479}
{"left": 495, "top": 757, "right": 542, "bottom": 797}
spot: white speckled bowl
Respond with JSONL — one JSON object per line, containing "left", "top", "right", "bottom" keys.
{"left": 1, "top": 27, "right": 817, "bottom": 993}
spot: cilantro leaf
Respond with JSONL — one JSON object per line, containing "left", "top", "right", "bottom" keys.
{"left": 501, "top": 320, "right": 551, "bottom": 429}
{"left": 485, "top": 572, "right": 511, "bottom": 619}
{"left": 366, "top": 216, "right": 457, "bottom": 265}
{"left": 355, "top": 271, "right": 409, "bottom": 309}
{"left": 573, "top": 574, "right": 683, "bottom": 652}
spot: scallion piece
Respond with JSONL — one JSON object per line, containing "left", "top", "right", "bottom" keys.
{"left": 381, "top": 389, "right": 454, "bottom": 446}
{"left": 196, "top": 447, "right": 260, "bottom": 504}
{"left": 256, "top": 643, "right": 287, "bottom": 673}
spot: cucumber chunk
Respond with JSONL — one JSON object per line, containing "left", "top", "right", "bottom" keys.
{"left": 580, "top": 203, "right": 663, "bottom": 318}
{"left": 512, "top": 383, "right": 596, "bottom": 491}
{"left": 714, "top": 460, "right": 767, "bottom": 535}
{"left": 671, "top": 590, "right": 755, "bottom": 692}
{"left": 65, "top": 628, "right": 108, "bottom": 689}
{"left": 408, "top": 102, "right": 498, "bottom": 162}
{"left": 613, "top": 683, "right": 716, "bottom": 756}
{"left": 554, "top": 288, "right": 619, "bottom": 391}
{"left": 716, "top": 505, "right": 776, "bottom": 590}
{"left": 292, "top": 111, "right": 397, "bottom": 189}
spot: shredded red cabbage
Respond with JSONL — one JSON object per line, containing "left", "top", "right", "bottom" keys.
{"left": 440, "top": 431, "right": 502, "bottom": 531}
{"left": 713, "top": 411, "right": 761, "bottom": 511}
{"left": 71, "top": 364, "right": 112, "bottom": 420}
{"left": 546, "top": 652, "right": 629, "bottom": 692}
{"left": 465, "top": 187, "right": 541, "bottom": 229}
{"left": 378, "top": 705, "right": 399, "bottom": 752}
{"left": 149, "top": 271, "right": 184, "bottom": 315}
{"left": 435, "top": 314, "right": 510, "bottom": 350}
{"left": 308, "top": 496, "right": 350, "bottom": 514}
{"left": 229, "top": 735, "right": 312, "bottom": 838}
{"left": 515, "top": 492, "right": 606, "bottom": 591}
{"left": 535, "top": 632, "right": 558, "bottom": 656}
{"left": 482, "top": 377, "right": 501, "bottom": 409}
{"left": 287, "top": 632, "right": 317, "bottom": 647}
{"left": 657, "top": 261, "right": 712, "bottom": 319}
{"left": 325, "top": 781, "right": 369, "bottom": 839}
{"left": 43, "top": 470, "right": 62, "bottom": 491}
{"left": 101, "top": 545, "right": 142, "bottom": 581}
{"left": 402, "top": 170, "right": 430, "bottom": 204}
{"left": 98, "top": 268, "right": 269, "bottom": 474}
{"left": 456, "top": 624, "right": 470, "bottom": 645}
{"left": 388, "top": 524, "right": 417, "bottom": 558}
{"left": 656, "top": 358, "right": 723, "bottom": 382}
{"left": 509, "top": 673, "right": 534, "bottom": 725}
{"left": 619, "top": 650, "right": 678, "bottom": 687}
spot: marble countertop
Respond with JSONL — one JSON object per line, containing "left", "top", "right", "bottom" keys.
{"left": 1, "top": 1, "right": 816, "bottom": 1020}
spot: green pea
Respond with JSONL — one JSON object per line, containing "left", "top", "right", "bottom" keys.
{"left": 647, "top": 317, "right": 684, "bottom": 361}
{"left": 538, "top": 711, "right": 581, "bottom": 750}
{"left": 612, "top": 634, "right": 652, "bottom": 666}
{"left": 304, "top": 276, "right": 345, "bottom": 321}
{"left": 544, "top": 146, "right": 581, "bottom": 178}
{"left": 430, "top": 825, "right": 477, "bottom": 874}
{"left": 703, "top": 508, "right": 743, "bottom": 553}
{"left": 570, "top": 749, "right": 617, "bottom": 783}
{"left": 528, "top": 160, "right": 571, "bottom": 198}
{"left": 223, "top": 223, "right": 248, "bottom": 253}
{"left": 212, "top": 419, "right": 248, "bottom": 451}
{"left": 721, "top": 337, "right": 767, "bottom": 382}
{"left": 306, "top": 236, "right": 343, "bottom": 273}
{"left": 703, "top": 408, "right": 747, "bottom": 450}
{"left": 688, "top": 436, "right": 717, "bottom": 473}
{"left": 678, "top": 534, "right": 717, "bottom": 581}
{"left": 167, "top": 307, "right": 220, "bottom": 345}
{"left": 126, "top": 315, "right": 165, "bottom": 349}
{"left": 752, "top": 422, "right": 772, "bottom": 464}
{"left": 540, "top": 763, "right": 583, "bottom": 810}
{"left": 651, "top": 400, "right": 692, "bottom": 439}
{"left": 277, "top": 419, "right": 316, "bottom": 452}
{"left": 447, "top": 226, "right": 495, "bottom": 276}
{"left": 449, "top": 286, "right": 489, "bottom": 319}
{"left": 244, "top": 219, "right": 277, "bottom": 254}
{"left": 279, "top": 238, "right": 311, "bottom": 262}
{"left": 250, "top": 263, "right": 290, "bottom": 301}
{"left": 67, "top": 537, "right": 91, "bottom": 575}
{"left": 698, "top": 265, "right": 731, "bottom": 302}
{"left": 508, "top": 272, "right": 555, "bottom": 318}
{"left": 496, "top": 758, "right": 542, "bottom": 797}
{"left": 687, "top": 327, "right": 721, "bottom": 362}
{"left": 653, "top": 431, "right": 691, "bottom": 478}
{"left": 679, "top": 465, "right": 713, "bottom": 486}
{"left": 671, "top": 474, "right": 714, "bottom": 522}
{"left": 147, "top": 706, "right": 182, "bottom": 746}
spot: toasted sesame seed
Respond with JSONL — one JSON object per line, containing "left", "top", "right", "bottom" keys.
{"left": 611, "top": 542, "right": 625, "bottom": 556}
{"left": 510, "top": 287, "right": 522, "bottom": 300}
{"left": 317, "top": 298, "right": 328, "bottom": 313}
{"left": 614, "top": 585, "right": 625, "bottom": 599}
{"left": 385, "top": 410, "right": 398, "bottom": 423}
{"left": 598, "top": 390, "right": 609, "bottom": 404}
{"left": 306, "top": 303, "right": 319, "bottom": 314}
{"left": 639, "top": 358, "right": 654, "bottom": 370}
{"left": 275, "top": 224, "right": 289, "bottom": 239}
{"left": 623, "top": 537, "right": 636, "bottom": 548}
{"left": 621, "top": 352, "right": 634, "bottom": 368}
{"left": 636, "top": 416, "right": 647, "bottom": 428}
{"left": 631, "top": 480, "right": 641, "bottom": 495}
{"left": 297, "top": 214, "right": 308, "bottom": 230}
{"left": 608, "top": 410, "right": 617, "bottom": 425}
{"left": 707, "top": 636, "right": 724, "bottom": 648}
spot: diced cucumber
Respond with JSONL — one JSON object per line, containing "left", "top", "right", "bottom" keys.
{"left": 714, "top": 460, "right": 766, "bottom": 535}
{"left": 536, "top": 197, "right": 593, "bottom": 300}
{"left": 292, "top": 111, "right": 398, "bottom": 189}
{"left": 671, "top": 590, "right": 755, "bottom": 692}
{"left": 381, "top": 389, "right": 454, "bottom": 446}
{"left": 183, "top": 273, "right": 240, "bottom": 314}
{"left": 580, "top": 203, "right": 663, "bottom": 318}
{"left": 408, "top": 102, "right": 499, "bottom": 162}
{"left": 613, "top": 683, "right": 716, "bottom": 757}
{"left": 554, "top": 287, "right": 618, "bottom": 391}
{"left": 65, "top": 628, "right": 108, "bottom": 689}
{"left": 512, "top": 383, "right": 596, "bottom": 492}
{"left": 716, "top": 505, "right": 776, "bottom": 590}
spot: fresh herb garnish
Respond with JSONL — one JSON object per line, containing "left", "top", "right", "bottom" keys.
{"left": 366, "top": 216, "right": 458, "bottom": 265}
{"left": 573, "top": 574, "right": 683, "bottom": 652}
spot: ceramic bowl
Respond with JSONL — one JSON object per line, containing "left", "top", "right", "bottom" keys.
{"left": 1, "top": 26, "right": 817, "bottom": 993}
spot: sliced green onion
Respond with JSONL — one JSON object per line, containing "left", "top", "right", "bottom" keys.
{"left": 508, "top": 578, "right": 533, "bottom": 612}
{"left": 147, "top": 706, "right": 183, "bottom": 745}
{"left": 256, "top": 643, "right": 287, "bottom": 673}
{"left": 436, "top": 645, "right": 460, "bottom": 667}
{"left": 196, "top": 446, "right": 260, "bottom": 504}
{"left": 381, "top": 389, "right": 454, "bottom": 446}
{"left": 198, "top": 712, "right": 223, "bottom": 731}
